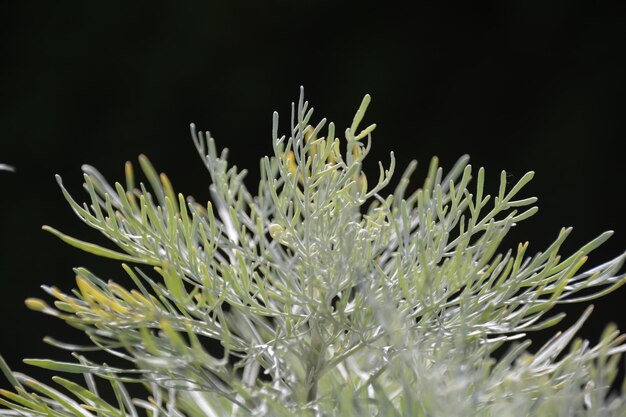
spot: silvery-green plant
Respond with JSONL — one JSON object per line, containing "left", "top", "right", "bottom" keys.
{"left": 1, "top": 89, "right": 626, "bottom": 417}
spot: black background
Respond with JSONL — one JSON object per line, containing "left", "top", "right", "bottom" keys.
{"left": 1, "top": 1, "right": 625, "bottom": 389}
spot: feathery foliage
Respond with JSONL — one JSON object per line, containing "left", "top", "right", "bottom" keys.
{"left": 2, "top": 89, "right": 626, "bottom": 416}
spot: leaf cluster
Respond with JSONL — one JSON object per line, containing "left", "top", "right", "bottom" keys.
{"left": 1, "top": 89, "right": 626, "bottom": 416}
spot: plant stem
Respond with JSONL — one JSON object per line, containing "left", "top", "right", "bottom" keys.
{"left": 304, "top": 323, "right": 324, "bottom": 416}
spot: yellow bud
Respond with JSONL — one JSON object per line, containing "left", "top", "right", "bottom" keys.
{"left": 108, "top": 282, "right": 138, "bottom": 306}
{"left": 130, "top": 290, "right": 153, "bottom": 308}
{"left": 76, "top": 276, "right": 94, "bottom": 300}
{"left": 358, "top": 173, "right": 368, "bottom": 195}
{"left": 287, "top": 152, "right": 297, "bottom": 176}
{"left": 49, "top": 287, "right": 67, "bottom": 301}
{"left": 0, "top": 388, "right": 10, "bottom": 395}
{"left": 25, "top": 298, "right": 48, "bottom": 312}
{"left": 77, "top": 276, "right": 130, "bottom": 315}
{"left": 124, "top": 161, "right": 135, "bottom": 188}
{"left": 269, "top": 223, "right": 284, "bottom": 239}
{"left": 160, "top": 173, "right": 176, "bottom": 206}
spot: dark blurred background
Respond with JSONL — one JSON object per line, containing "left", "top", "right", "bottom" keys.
{"left": 1, "top": 1, "right": 625, "bottom": 388}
